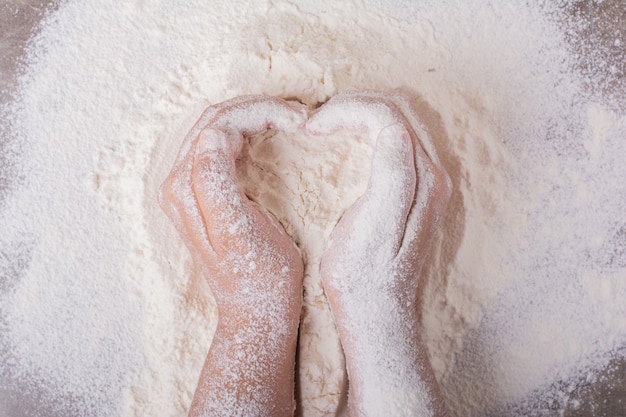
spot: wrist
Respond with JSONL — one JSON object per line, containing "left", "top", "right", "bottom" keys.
{"left": 197, "top": 309, "right": 298, "bottom": 417}
{"left": 341, "top": 317, "right": 437, "bottom": 417}
{"left": 215, "top": 288, "right": 301, "bottom": 345}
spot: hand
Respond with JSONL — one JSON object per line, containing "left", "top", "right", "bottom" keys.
{"left": 307, "top": 91, "right": 451, "bottom": 417}
{"left": 159, "top": 96, "right": 307, "bottom": 416}
{"left": 159, "top": 95, "right": 307, "bottom": 313}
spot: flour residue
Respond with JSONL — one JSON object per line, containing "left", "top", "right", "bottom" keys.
{"left": 1, "top": 1, "right": 625, "bottom": 416}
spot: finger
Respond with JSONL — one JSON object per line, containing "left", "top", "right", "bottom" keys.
{"left": 324, "top": 90, "right": 443, "bottom": 166}
{"left": 398, "top": 164, "right": 451, "bottom": 261}
{"left": 159, "top": 142, "right": 218, "bottom": 267}
{"left": 171, "top": 95, "right": 307, "bottom": 173}
{"left": 191, "top": 128, "right": 246, "bottom": 257}
{"left": 211, "top": 95, "right": 307, "bottom": 133}
{"left": 360, "top": 90, "right": 451, "bottom": 217}
{"left": 306, "top": 93, "right": 406, "bottom": 145}
{"left": 209, "top": 96, "right": 307, "bottom": 157}
{"left": 327, "top": 124, "right": 416, "bottom": 260}
{"left": 348, "top": 91, "right": 451, "bottom": 261}
{"left": 191, "top": 128, "right": 285, "bottom": 259}
{"left": 397, "top": 131, "right": 452, "bottom": 263}
{"left": 382, "top": 90, "right": 442, "bottom": 165}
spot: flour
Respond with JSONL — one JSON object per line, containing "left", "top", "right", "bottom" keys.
{"left": 240, "top": 127, "right": 371, "bottom": 415}
{"left": 1, "top": 1, "right": 625, "bottom": 416}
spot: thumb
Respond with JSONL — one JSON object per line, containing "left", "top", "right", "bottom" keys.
{"left": 328, "top": 124, "right": 416, "bottom": 260}
{"left": 191, "top": 128, "right": 258, "bottom": 257}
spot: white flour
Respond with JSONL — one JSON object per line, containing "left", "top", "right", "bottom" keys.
{"left": 1, "top": 1, "right": 625, "bottom": 416}
{"left": 240, "top": 128, "right": 371, "bottom": 415}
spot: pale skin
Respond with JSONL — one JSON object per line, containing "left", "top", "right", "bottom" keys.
{"left": 159, "top": 92, "right": 451, "bottom": 416}
{"left": 309, "top": 91, "right": 452, "bottom": 417}
{"left": 159, "top": 96, "right": 307, "bottom": 416}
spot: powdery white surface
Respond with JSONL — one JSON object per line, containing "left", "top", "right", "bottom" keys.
{"left": 0, "top": 1, "right": 625, "bottom": 416}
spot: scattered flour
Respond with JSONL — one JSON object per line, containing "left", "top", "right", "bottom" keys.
{"left": 0, "top": 1, "right": 625, "bottom": 416}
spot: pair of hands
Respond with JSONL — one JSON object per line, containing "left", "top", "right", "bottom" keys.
{"left": 159, "top": 91, "right": 451, "bottom": 416}
{"left": 160, "top": 91, "right": 450, "bottom": 316}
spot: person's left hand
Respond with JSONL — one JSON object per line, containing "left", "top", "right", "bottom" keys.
{"left": 159, "top": 96, "right": 308, "bottom": 416}
{"left": 159, "top": 95, "right": 307, "bottom": 317}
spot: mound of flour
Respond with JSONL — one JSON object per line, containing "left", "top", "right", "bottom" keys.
{"left": 1, "top": 1, "right": 625, "bottom": 416}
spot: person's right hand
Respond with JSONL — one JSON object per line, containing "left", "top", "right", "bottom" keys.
{"left": 307, "top": 90, "right": 451, "bottom": 417}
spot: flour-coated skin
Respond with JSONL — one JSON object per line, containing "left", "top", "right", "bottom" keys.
{"left": 309, "top": 91, "right": 451, "bottom": 417}
{"left": 160, "top": 92, "right": 451, "bottom": 416}
{"left": 160, "top": 96, "right": 306, "bottom": 417}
